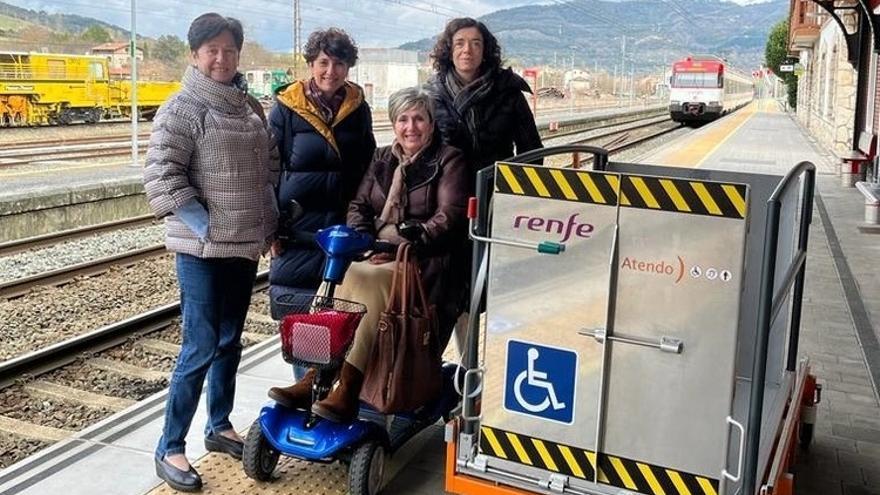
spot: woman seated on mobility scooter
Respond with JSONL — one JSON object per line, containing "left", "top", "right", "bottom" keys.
{"left": 272, "top": 86, "right": 470, "bottom": 422}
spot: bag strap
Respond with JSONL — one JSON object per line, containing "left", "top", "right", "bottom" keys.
{"left": 384, "top": 243, "right": 408, "bottom": 314}
{"left": 408, "top": 247, "right": 430, "bottom": 315}
{"left": 395, "top": 243, "right": 429, "bottom": 316}
{"left": 400, "top": 243, "right": 411, "bottom": 317}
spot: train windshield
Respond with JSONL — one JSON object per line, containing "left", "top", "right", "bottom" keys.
{"left": 672, "top": 72, "right": 722, "bottom": 89}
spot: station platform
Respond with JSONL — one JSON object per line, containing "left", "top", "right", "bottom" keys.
{"left": 1, "top": 99, "right": 878, "bottom": 495}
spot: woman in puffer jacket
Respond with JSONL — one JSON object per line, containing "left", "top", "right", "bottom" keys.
{"left": 143, "top": 13, "right": 278, "bottom": 492}
{"left": 266, "top": 27, "right": 376, "bottom": 409}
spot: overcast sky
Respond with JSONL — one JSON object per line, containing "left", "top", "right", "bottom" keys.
{"left": 7, "top": 0, "right": 763, "bottom": 50}
{"left": 8, "top": 0, "right": 546, "bottom": 49}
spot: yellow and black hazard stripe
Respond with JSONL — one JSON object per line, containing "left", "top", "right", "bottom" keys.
{"left": 495, "top": 163, "right": 619, "bottom": 206}
{"left": 494, "top": 163, "right": 747, "bottom": 220}
{"left": 618, "top": 175, "right": 747, "bottom": 220}
{"left": 480, "top": 425, "right": 720, "bottom": 495}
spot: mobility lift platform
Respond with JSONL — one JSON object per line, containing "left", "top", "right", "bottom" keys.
{"left": 445, "top": 146, "right": 820, "bottom": 495}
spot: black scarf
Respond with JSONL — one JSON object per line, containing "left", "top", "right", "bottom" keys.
{"left": 443, "top": 70, "right": 495, "bottom": 156}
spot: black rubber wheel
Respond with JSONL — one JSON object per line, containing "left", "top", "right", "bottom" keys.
{"left": 799, "top": 422, "right": 814, "bottom": 450}
{"left": 349, "top": 441, "right": 385, "bottom": 495}
{"left": 243, "top": 418, "right": 279, "bottom": 481}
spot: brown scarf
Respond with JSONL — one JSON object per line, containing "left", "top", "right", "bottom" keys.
{"left": 375, "top": 136, "right": 433, "bottom": 242}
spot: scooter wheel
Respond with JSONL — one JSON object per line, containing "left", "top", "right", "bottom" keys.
{"left": 243, "top": 418, "right": 279, "bottom": 481}
{"left": 349, "top": 440, "right": 385, "bottom": 495}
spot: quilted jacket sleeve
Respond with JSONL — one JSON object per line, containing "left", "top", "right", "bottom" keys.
{"left": 143, "top": 101, "right": 199, "bottom": 218}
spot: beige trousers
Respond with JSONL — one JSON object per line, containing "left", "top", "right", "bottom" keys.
{"left": 325, "top": 260, "right": 396, "bottom": 372}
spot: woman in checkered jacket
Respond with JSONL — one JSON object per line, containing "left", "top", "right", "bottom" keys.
{"left": 143, "top": 13, "right": 278, "bottom": 492}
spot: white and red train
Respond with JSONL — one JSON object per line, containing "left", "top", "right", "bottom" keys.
{"left": 668, "top": 56, "right": 754, "bottom": 123}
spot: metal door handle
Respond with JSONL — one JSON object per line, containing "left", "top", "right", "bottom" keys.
{"left": 578, "top": 328, "right": 684, "bottom": 354}
{"left": 722, "top": 416, "right": 745, "bottom": 483}
{"left": 461, "top": 367, "right": 485, "bottom": 421}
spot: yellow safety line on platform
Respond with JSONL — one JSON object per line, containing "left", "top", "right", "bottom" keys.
{"left": 652, "top": 101, "right": 759, "bottom": 167}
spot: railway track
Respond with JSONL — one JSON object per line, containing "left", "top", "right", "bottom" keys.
{"left": 0, "top": 269, "right": 274, "bottom": 468}
{"left": 0, "top": 103, "right": 660, "bottom": 159}
{"left": 0, "top": 215, "right": 157, "bottom": 257}
{"left": 0, "top": 133, "right": 152, "bottom": 152}
{"left": 0, "top": 244, "right": 166, "bottom": 299}
{"left": 0, "top": 140, "right": 149, "bottom": 166}
{"left": 543, "top": 114, "right": 683, "bottom": 155}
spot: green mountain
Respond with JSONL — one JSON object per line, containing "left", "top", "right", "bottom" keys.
{"left": 0, "top": 0, "right": 128, "bottom": 39}
{"left": 401, "top": 0, "right": 786, "bottom": 72}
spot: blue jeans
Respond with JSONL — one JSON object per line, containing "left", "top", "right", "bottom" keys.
{"left": 156, "top": 254, "right": 258, "bottom": 459}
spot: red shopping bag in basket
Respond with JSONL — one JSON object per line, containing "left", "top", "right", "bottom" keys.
{"left": 280, "top": 308, "right": 363, "bottom": 366}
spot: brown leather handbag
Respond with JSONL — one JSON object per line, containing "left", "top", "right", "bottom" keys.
{"left": 360, "top": 243, "right": 442, "bottom": 413}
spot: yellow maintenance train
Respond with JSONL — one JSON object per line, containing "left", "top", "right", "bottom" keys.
{"left": 0, "top": 51, "right": 180, "bottom": 126}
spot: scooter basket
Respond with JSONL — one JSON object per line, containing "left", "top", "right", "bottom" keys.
{"left": 275, "top": 294, "right": 366, "bottom": 369}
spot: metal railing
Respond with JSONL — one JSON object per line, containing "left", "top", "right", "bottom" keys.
{"left": 742, "top": 160, "right": 815, "bottom": 495}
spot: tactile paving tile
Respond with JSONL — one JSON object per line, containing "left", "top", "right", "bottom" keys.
{"left": 149, "top": 453, "right": 348, "bottom": 494}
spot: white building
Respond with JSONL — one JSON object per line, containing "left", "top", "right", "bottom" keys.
{"left": 350, "top": 48, "right": 419, "bottom": 109}
{"left": 90, "top": 42, "right": 144, "bottom": 70}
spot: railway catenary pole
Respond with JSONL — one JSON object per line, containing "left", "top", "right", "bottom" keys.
{"left": 293, "top": 0, "right": 302, "bottom": 79}
{"left": 619, "top": 36, "right": 626, "bottom": 101}
{"left": 129, "top": 0, "right": 138, "bottom": 168}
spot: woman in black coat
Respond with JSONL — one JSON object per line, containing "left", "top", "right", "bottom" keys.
{"left": 426, "top": 17, "right": 543, "bottom": 178}
{"left": 268, "top": 28, "right": 375, "bottom": 408}
{"left": 268, "top": 27, "right": 375, "bottom": 304}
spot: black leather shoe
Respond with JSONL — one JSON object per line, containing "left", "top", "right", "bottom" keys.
{"left": 204, "top": 433, "right": 243, "bottom": 460}
{"left": 154, "top": 456, "right": 202, "bottom": 492}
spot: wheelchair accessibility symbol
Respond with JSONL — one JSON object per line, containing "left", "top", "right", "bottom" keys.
{"left": 504, "top": 340, "right": 577, "bottom": 424}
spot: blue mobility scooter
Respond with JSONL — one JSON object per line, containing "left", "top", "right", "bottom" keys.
{"left": 242, "top": 222, "right": 462, "bottom": 495}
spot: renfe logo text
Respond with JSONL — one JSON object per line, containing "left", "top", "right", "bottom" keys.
{"left": 513, "top": 213, "right": 594, "bottom": 243}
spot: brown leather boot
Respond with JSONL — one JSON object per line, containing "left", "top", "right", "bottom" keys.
{"left": 311, "top": 362, "right": 363, "bottom": 423}
{"left": 268, "top": 368, "right": 315, "bottom": 410}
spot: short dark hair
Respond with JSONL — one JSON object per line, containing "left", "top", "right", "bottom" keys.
{"left": 303, "top": 28, "right": 358, "bottom": 67}
{"left": 430, "top": 18, "right": 502, "bottom": 75}
{"left": 187, "top": 13, "right": 244, "bottom": 52}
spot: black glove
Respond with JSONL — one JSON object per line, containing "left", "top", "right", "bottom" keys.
{"left": 398, "top": 220, "right": 427, "bottom": 244}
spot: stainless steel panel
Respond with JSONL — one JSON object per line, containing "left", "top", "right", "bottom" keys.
{"left": 483, "top": 188, "right": 619, "bottom": 452}
{"left": 608, "top": 163, "right": 791, "bottom": 493}
{"left": 603, "top": 184, "right": 749, "bottom": 478}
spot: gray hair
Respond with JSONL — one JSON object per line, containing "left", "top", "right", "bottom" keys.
{"left": 388, "top": 87, "right": 435, "bottom": 124}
